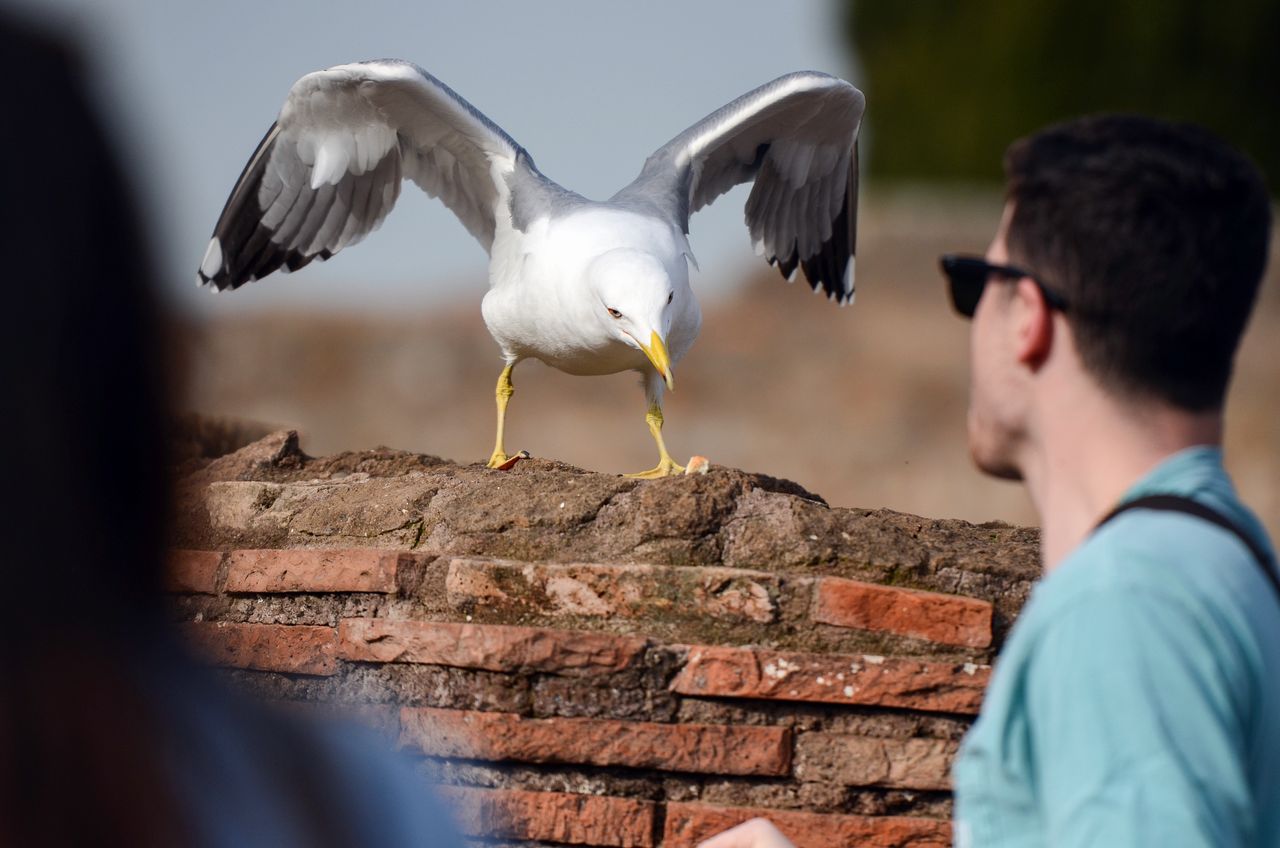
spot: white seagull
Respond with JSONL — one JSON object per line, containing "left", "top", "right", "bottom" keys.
{"left": 198, "top": 61, "right": 865, "bottom": 477}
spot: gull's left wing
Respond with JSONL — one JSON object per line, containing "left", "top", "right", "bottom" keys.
{"left": 616, "top": 72, "right": 864, "bottom": 304}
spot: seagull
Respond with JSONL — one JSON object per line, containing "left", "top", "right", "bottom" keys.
{"left": 198, "top": 60, "right": 865, "bottom": 477}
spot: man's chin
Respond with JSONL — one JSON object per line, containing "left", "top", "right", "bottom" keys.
{"left": 969, "top": 442, "right": 1025, "bottom": 482}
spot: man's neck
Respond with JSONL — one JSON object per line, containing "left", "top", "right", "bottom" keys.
{"left": 1020, "top": 388, "right": 1223, "bottom": 573}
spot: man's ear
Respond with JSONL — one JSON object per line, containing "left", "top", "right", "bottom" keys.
{"left": 1012, "top": 277, "right": 1054, "bottom": 369}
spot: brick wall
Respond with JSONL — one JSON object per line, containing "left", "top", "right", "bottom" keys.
{"left": 169, "top": 547, "right": 1014, "bottom": 848}
{"left": 167, "top": 435, "right": 1040, "bottom": 848}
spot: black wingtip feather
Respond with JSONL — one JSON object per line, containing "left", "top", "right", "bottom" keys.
{"left": 197, "top": 122, "right": 293, "bottom": 291}
{"left": 774, "top": 251, "right": 800, "bottom": 282}
{"left": 781, "top": 155, "right": 856, "bottom": 305}
{"left": 761, "top": 144, "right": 857, "bottom": 306}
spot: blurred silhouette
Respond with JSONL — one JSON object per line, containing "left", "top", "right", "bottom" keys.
{"left": 0, "top": 11, "right": 460, "bottom": 847}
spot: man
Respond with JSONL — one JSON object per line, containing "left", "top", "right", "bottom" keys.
{"left": 701, "top": 116, "right": 1278, "bottom": 847}
{"left": 946, "top": 114, "right": 1277, "bottom": 846}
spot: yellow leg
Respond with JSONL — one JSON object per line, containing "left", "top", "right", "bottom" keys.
{"left": 624, "top": 403, "right": 685, "bottom": 478}
{"left": 486, "top": 364, "right": 515, "bottom": 468}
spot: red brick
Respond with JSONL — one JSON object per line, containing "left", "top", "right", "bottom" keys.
{"left": 795, "top": 734, "right": 957, "bottom": 790}
{"left": 338, "top": 618, "right": 647, "bottom": 676}
{"left": 225, "top": 548, "right": 402, "bottom": 594}
{"left": 814, "top": 577, "right": 992, "bottom": 648}
{"left": 447, "top": 558, "right": 786, "bottom": 624}
{"left": 166, "top": 550, "right": 221, "bottom": 594}
{"left": 181, "top": 621, "right": 338, "bottom": 676}
{"left": 671, "top": 645, "right": 989, "bottom": 715}
{"left": 440, "top": 786, "right": 655, "bottom": 847}
{"left": 663, "top": 803, "right": 950, "bottom": 848}
{"left": 399, "top": 708, "right": 791, "bottom": 776}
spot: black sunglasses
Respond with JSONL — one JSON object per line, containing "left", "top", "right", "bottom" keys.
{"left": 939, "top": 254, "right": 1070, "bottom": 318}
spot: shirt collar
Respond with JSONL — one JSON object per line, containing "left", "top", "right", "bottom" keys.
{"left": 1121, "top": 445, "right": 1229, "bottom": 504}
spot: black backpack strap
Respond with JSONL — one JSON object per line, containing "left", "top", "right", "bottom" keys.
{"left": 1097, "top": 494, "right": 1280, "bottom": 602}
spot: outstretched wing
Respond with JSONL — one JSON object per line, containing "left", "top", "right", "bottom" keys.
{"left": 197, "top": 60, "right": 528, "bottom": 290}
{"left": 617, "top": 72, "right": 864, "bottom": 303}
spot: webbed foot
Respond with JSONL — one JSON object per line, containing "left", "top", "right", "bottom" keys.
{"left": 624, "top": 457, "right": 685, "bottom": 479}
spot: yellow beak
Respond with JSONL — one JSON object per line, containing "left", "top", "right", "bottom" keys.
{"left": 640, "top": 330, "right": 675, "bottom": 391}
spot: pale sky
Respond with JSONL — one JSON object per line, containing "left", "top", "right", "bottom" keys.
{"left": 11, "top": 0, "right": 855, "bottom": 314}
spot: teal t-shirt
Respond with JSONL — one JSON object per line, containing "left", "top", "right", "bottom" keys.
{"left": 952, "top": 447, "right": 1280, "bottom": 847}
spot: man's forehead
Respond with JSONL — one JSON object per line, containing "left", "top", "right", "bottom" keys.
{"left": 988, "top": 202, "right": 1015, "bottom": 262}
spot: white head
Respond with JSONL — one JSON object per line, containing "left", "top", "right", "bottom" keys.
{"left": 586, "top": 248, "right": 677, "bottom": 388}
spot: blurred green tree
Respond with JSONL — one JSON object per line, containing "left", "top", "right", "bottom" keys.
{"left": 845, "top": 0, "right": 1279, "bottom": 193}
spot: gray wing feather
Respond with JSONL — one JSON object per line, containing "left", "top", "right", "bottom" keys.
{"left": 197, "top": 60, "right": 533, "bottom": 291}
{"left": 616, "top": 72, "right": 864, "bottom": 303}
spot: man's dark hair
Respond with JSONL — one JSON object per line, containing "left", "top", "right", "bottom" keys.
{"left": 1003, "top": 114, "right": 1271, "bottom": 410}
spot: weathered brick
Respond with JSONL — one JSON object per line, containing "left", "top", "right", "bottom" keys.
{"left": 447, "top": 558, "right": 787, "bottom": 624}
{"left": 445, "top": 558, "right": 511, "bottom": 605}
{"left": 663, "top": 802, "right": 950, "bottom": 848}
{"left": 399, "top": 708, "right": 791, "bottom": 776}
{"left": 338, "top": 619, "right": 647, "bottom": 676}
{"left": 440, "top": 786, "right": 655, "bottom": 847}
{"left": 671, "top": 645, "right": 989, "bottom": 715}
{"left": 814, "top": 577, "right": 992, "bottom": 648}
{"left": 531, "top": 673, "right": 680, "bottom": 722}
{"left": 235, "top": 663, "right": 532, "bottom": 714}
{"left": 225, "top": 548, "right": 402, "bottom": 594}
{"left": 166, "top": 550, "right": 222, "bottom": 594}
{"left": 181, "top": 621, "right": 337, "bottom": 676}
{"left": 795, "top": 733, "right": 957, "bottom": 790}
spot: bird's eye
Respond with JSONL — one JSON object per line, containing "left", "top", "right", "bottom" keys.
{"left": 607, "top": 307, "right": 622, "bottom": 319}
{"left": 667, "top": 293, "right": 673, "bottom": 304}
